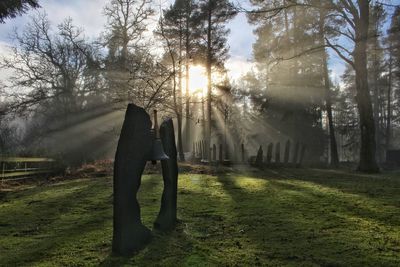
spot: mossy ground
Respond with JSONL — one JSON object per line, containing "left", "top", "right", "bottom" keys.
{"left": 0, "top": 167, "right": 399, "bottom": 266}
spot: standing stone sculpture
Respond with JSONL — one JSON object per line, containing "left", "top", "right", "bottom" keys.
{"left": 112, "top": 104, "right": 153, "bottom": 255}
{"left": 113, "top": 105, "right": 178, "bottom": 255}
{"left": 154, "top": 119, "right": 178, "bottom": 231}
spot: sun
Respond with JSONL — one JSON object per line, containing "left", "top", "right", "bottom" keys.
{"left": 185, "top": 65, "right": 207, "bottom": 96}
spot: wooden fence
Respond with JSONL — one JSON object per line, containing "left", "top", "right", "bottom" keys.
{"left": 0, "top": 157, "right": 56, "bottom": 182}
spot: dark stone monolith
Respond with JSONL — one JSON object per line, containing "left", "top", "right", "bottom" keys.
{"left": 284, "top": 140, "right": 291, "bottom": 164}
{"left": 275, "top": 142, "right": 281, "bottom": 164}
{"left": 154, "top": 119, "right": 178, "bottom": 231}
{"left": 112, "top": 104, "right": 152, "bottom": 256}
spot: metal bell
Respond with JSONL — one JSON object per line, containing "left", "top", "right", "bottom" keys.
{"left": 147, "top": 110, "right": 169, "bottom": 164}
{"left": 149, "top": 135, "right": 169, "bottom": 163}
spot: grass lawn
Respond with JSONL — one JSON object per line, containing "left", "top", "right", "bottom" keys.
{"left": 0, "top": 167, "right": 399, "bottom": 266}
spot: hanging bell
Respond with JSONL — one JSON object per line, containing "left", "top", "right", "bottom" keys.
{"left": 148, "top": 110, "right": 169, "bottom": 164}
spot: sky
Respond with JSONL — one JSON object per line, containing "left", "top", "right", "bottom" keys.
{"left": 1, "top": 0, "right": 386, "bottom": 87}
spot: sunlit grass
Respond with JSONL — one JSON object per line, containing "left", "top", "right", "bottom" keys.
{"left": 0, "top": 169, "right": 399, "bottom": 266}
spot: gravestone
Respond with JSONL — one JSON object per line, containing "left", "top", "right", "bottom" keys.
{"left": 154, "top": 119, "right": 178, "bottom": 231}
{"left": 275, "top": 142, "right": 281, "bottom": 164}
{"left": 219, "top": 144, "right": 223, "bottom": 162}
{"left": 298, "top": 144, "right": 306, "bottom": 167}
{"left": 293, "top": 142, "right": 300, "bottom": 164}
{"left": 266, "top": 143, "right": 273, "bottom": 164}
{"left": 241, "top": 143, "right": 245, "bottom": 163}
{"left": 284, "top": 140, "right": 291, "bottom": 164}
{"left": 112, "top": 104, "right": 152, "bottom": 255}
{"left": 255, "top": 146, "right": 263, "bottom": 166}
{"left": 387, "top": 150, "right": 400, "bottom": 165}
{"left": 212, "top": 144, "right": 217, "bottom": 161}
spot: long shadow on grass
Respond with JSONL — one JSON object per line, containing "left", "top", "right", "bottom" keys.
{"left": 0, "top": 175, "right": 162, "bottom": 266}
{"left": 215, "top": 174, "right": 398, "bottom": 266}
{"left": 0, "top": 179, "right": 112, "bottom": 265}
{"left": 266, "top": 168, "right": 400, "bottom": 208}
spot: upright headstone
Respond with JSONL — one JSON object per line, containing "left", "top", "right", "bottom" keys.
{"left": 284, "top": 140, "right": 291, "bottom": 164}
{"left": 233, "top": 144, "right": 238, "bottom": 162}
{"left": 298, "top": 144, "right": 306, "bottom": 167}
{"left": 255, "top": 146, "right": 263, "bottom": 166}
{"left": 219, "top": 144, "right": 223, "bottom": 162}
{"left": 293, "top": 141, "right": 300, "bottom": 164}
{"left": 201, "top": 140, "right": 205, "bottom": 160}
{"left": 154, "top": 119, "right": 178, "bottom": 231}
{"left": 199, "top": 141, "right": 203, "bottom": 159}
{"left": 275, "top": 142, "right": 281, "bottom": 164}
{"left": 266, "top": 143, "right": 273, "bottom": 164}
{"left": 241, "top": 143, "right": 245, "bottom": 163}
{"left": 212, "top": 144, "right": 217, "bottom": 161}
{"left": 113, "top": 104, "right": 152, "bottom": 255}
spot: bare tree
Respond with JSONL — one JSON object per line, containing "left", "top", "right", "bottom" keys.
{"left": 1, "top": 12, "right": 100, "bottom": 115}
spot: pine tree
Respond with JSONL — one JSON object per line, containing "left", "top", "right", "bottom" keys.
{"left": 247, "top": 0, "right": 326, "bottom": 162}
{"left": 197, "top": 0, "right": 236, "bottom": 161}
{"left": 0, "top": 0, "right": 39, "bottom": 23}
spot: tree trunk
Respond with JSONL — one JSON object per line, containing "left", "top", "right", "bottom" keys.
{"left": 177, "top": 23, "right": 185, "bottom": 161}
{"left": 372, "top": 17, "right": 381, "bottom": 163}
{"left": 185, "top": 4, "right": 191, "bottom": 152}
{"left": 354, "top": 2, "right": 379, "bottom": 172}
{"left": 386, "top": 41, "right": 393, "bottom": 156}
{"left": 319, "top": 4, "right": 339, "bottom": 168}
{"left": 206, "top": 3, "right": 212, "bottom": 161}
